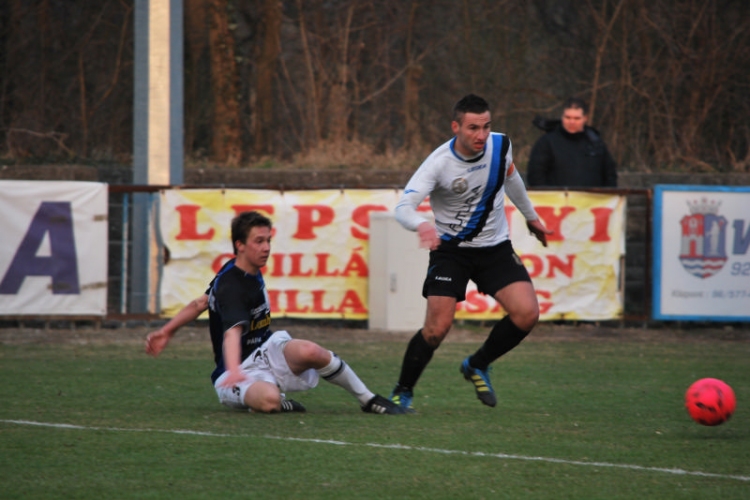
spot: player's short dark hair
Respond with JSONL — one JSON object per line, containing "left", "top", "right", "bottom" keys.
{"left": 231, "top": 211, "right": 272, "bottom": 254}
{"left": 453, "top": 94, "right": 490, "bottom": 123}
{"left": 563, "top": 97, "right": 588, "bottom": 115}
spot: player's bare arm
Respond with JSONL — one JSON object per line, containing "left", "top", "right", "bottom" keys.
{"left": 219, "top": 325, "right": 247, "bottom": 388}
{"left": 145, "top": 294, "right": 209, "bottom": 357}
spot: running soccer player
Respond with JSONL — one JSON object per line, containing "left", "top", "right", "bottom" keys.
{"left": 389, "top": 94, "right": 552, "bottom": 409}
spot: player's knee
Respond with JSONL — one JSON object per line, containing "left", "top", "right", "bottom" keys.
{"left": 291, "top": 339, "right": 329, "bottom": 364}
{"left": 251, "top": 392, "right": 283, "bottom": 413}
{"left": 245, "top": 381, "right": 283, "bottom": 413}
{"left": 422, "top": 325, "right": 450, "bottom": 348}
{"left": 512, "top": 305, "right": 539, "bottom": 332}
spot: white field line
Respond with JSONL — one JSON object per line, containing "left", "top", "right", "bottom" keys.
{"left": 3, "top": 419, "right": 749, "bottom": 483}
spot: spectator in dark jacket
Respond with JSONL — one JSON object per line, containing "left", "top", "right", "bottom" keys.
{"left": 526, "top": 97, "right": 617, "bottom": 188}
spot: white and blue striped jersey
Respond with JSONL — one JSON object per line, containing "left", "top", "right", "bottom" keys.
{"left": 395, "top": 132, "right": 537, "bottom": 248}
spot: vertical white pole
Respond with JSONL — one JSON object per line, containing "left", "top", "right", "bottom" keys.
{"left": 131, "top": 0, "right": 183, "bottom": 314}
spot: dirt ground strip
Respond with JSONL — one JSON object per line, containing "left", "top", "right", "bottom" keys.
{"left": 1, "top": 321, "right": 748, "bottom": 347}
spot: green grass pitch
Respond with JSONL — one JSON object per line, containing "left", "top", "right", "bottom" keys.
{"left": 1, "top": 327, "right": 748, "bottom": 499}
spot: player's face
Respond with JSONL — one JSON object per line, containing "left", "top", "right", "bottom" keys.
{"left": 561, "top": 107, "right": 587, "bottom": 134}
{"left": 235, "top": 225, "right": 272, "bottom": 274}
{"left": 451, "top": 111, "right": 491, "bottom": 157}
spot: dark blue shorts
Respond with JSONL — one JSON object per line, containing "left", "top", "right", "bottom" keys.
{"left": 422, "top": 240, "right": 531, "bottom": 301}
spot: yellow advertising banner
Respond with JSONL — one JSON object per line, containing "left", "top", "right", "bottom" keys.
{"left": 159, "top": 189, "right": 625, "bottom": 321}
{"left": 159, "top": 189, "right": 402, "bottom": 319}
{"left": 456, "top": 191, "right": 626, "bottom": 320}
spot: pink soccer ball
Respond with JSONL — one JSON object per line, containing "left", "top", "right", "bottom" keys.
{"left": 685, "top": 378, "right": 736, "bottom": 426}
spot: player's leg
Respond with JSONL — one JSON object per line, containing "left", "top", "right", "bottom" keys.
{"left": 283, "top": 339, "right": 373, "bottom": 406}
{"left": 282, "top": 338, "right": 408, "bottom": 414}
{"left": 391, "top": 247, "right": 468, "bottom": 408}
{"left": 461, "top": 243, "right": 538, "bottom": 407}
{"left": 393, "top": 295, "right": 456, "bottom": 396}
{"left": 215, "top": 368, "right": 292, "bottom": 413}
{"left": 243, "top": 380, "right": 284, "bottom": 412}
{"left": 470, "top": 242, "right": 538, "bottom": 369}
{"left": 282, "top": 338, "right": 334, "bottom": 373}
{"left": 422, "top": 295, "right": 458, "bottom": 346}
{"left": 461, "top": 282, "right": 538, "bottom": 407}
{"left": 283, "top": 339, "right": 369, "bottom": 402}
{"left": 284, "top": 339, "right": 375, "bottom": 404}
{"left": 474, "top": 280, "right": 539, "bottom": 365}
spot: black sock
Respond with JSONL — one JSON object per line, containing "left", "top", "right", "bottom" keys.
{"left": 469, "top": 316, "right": 530, "bottom": 370}
{"left": 397, "top": 330, "right": 436, "bottom": 390}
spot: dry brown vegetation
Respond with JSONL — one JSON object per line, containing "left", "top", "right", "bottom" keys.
{"left": 1, "top": 0, "right": 748, "bottom": 173}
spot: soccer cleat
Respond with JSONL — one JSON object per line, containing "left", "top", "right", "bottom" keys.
{"left": 460, "top": 357, "right": 497, "bottom": 407}
{"left": 280, "top": 399, "right": 306, "bottom": 413}
{"left": 389, "top": 385, "right": 414, "bottom": 410}
{"left": 362, "top": 394, "right": 412, "bottom": 415}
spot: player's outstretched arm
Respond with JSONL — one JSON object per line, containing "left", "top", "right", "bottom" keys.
{"left": 504, "top": 163, "right": 553, "bottom": 247}
{"left": 145, "top": 294, "right": 209, "bottom": 357}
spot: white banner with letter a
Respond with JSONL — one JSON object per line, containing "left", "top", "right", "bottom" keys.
{"left": 0, "top": 181, "right": 108, "bottom": 316}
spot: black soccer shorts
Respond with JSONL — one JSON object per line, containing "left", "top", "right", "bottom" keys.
{"left": 422, "top": 240, "right": 531, "bottom": 301}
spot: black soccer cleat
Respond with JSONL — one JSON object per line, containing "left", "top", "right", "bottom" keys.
{"left": 362, "top": 394, "right": 413, "bottom": 415}
{"left": 280, "top": 399, "right": 306, "bottom": 413}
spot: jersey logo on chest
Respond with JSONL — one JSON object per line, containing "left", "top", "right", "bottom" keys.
{"left": 451, "top": 178, "right": 468, "bottom": 194}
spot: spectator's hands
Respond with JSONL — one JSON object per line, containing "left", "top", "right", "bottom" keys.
{"left": 145, "top": 329, "right": 171, "bottom": 357}
{"left": 417, "top": 221, "right": 440, "bottom": 250}
{"left": 526, "top": 219, "right": 553, "bottom": 247}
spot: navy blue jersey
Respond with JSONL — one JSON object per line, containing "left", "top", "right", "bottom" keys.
{"left": 207, "top": 259, "right": 272, "bottom": 383}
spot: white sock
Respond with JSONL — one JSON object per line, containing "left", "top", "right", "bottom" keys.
{"left": 317, "top": 352, "right": 374, "bottom": 406}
